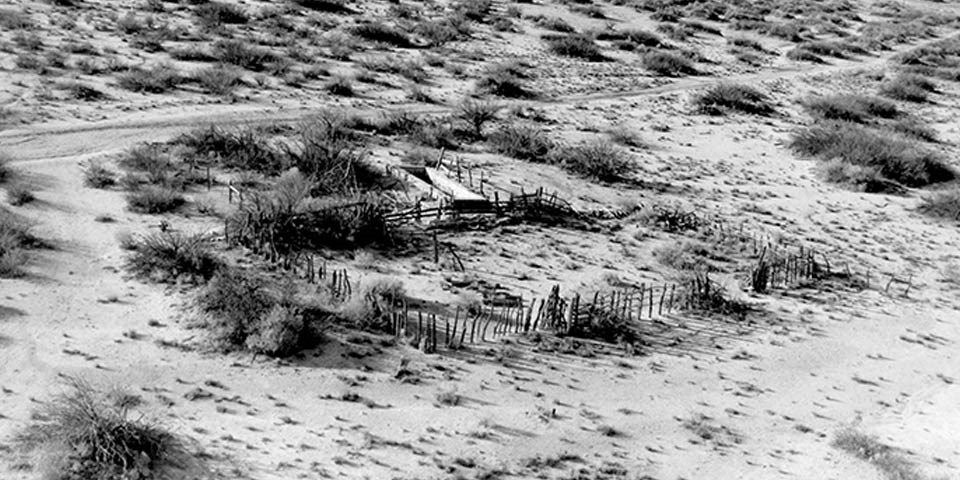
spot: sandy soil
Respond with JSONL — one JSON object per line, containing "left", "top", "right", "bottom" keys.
{"left": 3, "top": 0, "right": 960, "bottom": 479}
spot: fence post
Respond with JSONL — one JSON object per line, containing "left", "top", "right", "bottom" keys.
{"left": 658, "top": 284, "right": 667, "bottom": 315}
{"left": 648, "top": 285, "right": 654, "bottom": 318}
{"left": 638, "top": 284, "right": 645, "bottom": 320}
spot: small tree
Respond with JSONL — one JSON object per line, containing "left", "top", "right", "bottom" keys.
{"left": 456, "top": 99, "right": 500, "bottom": 138}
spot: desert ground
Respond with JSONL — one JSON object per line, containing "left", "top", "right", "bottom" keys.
{"left": 2, "top": 0, "right": 960, "bottom": 479}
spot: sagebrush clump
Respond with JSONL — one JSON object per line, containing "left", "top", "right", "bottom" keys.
{"left": 790, "top": 122, "right": 956, "bottom": 188}
{"left": 125, "top": 231, "right": 221, "bottom": 283}
{"left": 693, "top": 83, "right": 775, "bottom": 116}
{"left": 16, "top": 377, "right": 192, "bottom": 480}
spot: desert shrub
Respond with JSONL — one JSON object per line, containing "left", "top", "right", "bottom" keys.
{"left": 414, "top": 19, "right": 466, "bottom": 47}
{"left": 126, "top": 187, "right": 185, "bottom": 213}
{"left": 888, "top": 118, "right": 938, "bottom": 143}
{"left": 0, "top": 207, "right": 36, "bottom": 277}
{"left": 194, "top": 64, "right": 242, "bottom": 96}
{"left": 117, "top": 63, "right": 183, "bottom": 93}
{"left": 7, "top": 185, "right": 35, "bottom": 206}
{"left": 325, "top": 75, "right": 354, "bottom": 96}
{"left": 566, "top": 309, "right": 639, "bottom": 345}
{"left": 456, "top": 99, "right": 500, "bottom": 138}
{"left": 489, "top": 124, "right": 555, "bottom": 161}
{"left": 15, "top": 377, "right": 191, "bottom": 480}
{"left": 13, "top": 31, "right": 43, "bottom": 50}
{"left": 693, "top": 83, "right": 775, "bottom": 116}
{"left": 176, "top": 125, "right": 282, "bottom": 174}
{"left": 125, "top": 231, "right": 221, "bottom": 283}
{"left": 607, "top": 125, "right": 647, "bottom": 148}
{"left": 476, "top": 62, "right": 535, "bottom": 98}
{"left": 350, "top": 23, "right": 411, "bottom": 47}
{"left": 819, "top": 159, "right": 902, "bottom": 193}
{"left": 643, "top": 51, "right": 696, "bottom": 76}
{"left": 340, "top": 279, "right": 405, "bottom": 333}
{"left": 196, "top": 267, "right": 274, "bottom": 345}
{"left": 0, "top": 154, "right": 12, "bottom": 184}
{"left": 84, "top": 161, "right": 118, "bottom": 188}
{"left": 655, "top": 241, "right": 721, "bottom": 271}
{"left": 213, "top": 40, "right": 281, "bottom": 71}
{"left": 804, "top": 94, "right": 899, "bottom": 123}
{"left": 14, "top": 53, "right": 45, "bottom": 71}
{"left": 790, "top": 122, "right": 956, "bottom": 188}
{"left": 918, "top": 188, "right": 960, "bottom": 220}
{"left": 786, "top": 48, "right": 824, "bottom": 63}
{"left": 453, "top": 0, "right": 494, "bottom": 22}
{"left": 194, "top": 1, "right": 248, "bottom": 26}
{"left": 243, "top": 304, "right": 308, "bottom": 356}
{"left": 231, "top": 193, "right": 392, "bottom": 253}
{"left": 169, "top": 46, "right": 217, "bottom": 62}
{"left": 0, "top": 9, "right": 33, "bottom": 30}
{"left": 408, "top": 118, "right": 461, "bottom": 150}
{"left": 879, "top": 74, "right": 936, "bottom": 102}
{"left": 65, "top": 82, "right": 107, "bottom": 101}
{"left": 535, "top": 16, "right": 576, "bottom": 33}
{"left": 119, "top": 144, "right": 171, "bottom": 183}
{"left": 550, "top": 140, "right": 635, "bottom": 182}
{"left": 797, "top": 40, "right": 866, "bottom": 59}
{"left": 727, "top": 36, "right": 764, "bottom": 51}
{"left": 543, "top": 34, "right": 606, "bottom": 61}
{"left": 286, "top": 116, "right": 391, "bottom": 194}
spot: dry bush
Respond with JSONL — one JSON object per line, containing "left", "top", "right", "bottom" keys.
{"left": 407, "top": 117, "right": 462, "bottom": 150}
{"left": 117, "top": 63, "right": 183, "bottom": 93}
{"left": 194, "top": 64, "right": 242, "bottom": 96}
{"left": 65, "top": 82, "right": 107, "bottom": 101}
{"left": 727, "top": 36, "right": 764, "bottom": 51}
{"left": 692, "top": 83, "right": 774, "bottom": 116}
{"left": 196, "top": 267, "right": 274, "bottom": 346}
{"left": 197, "top": 267, "right": 326, "bottom": 355}
{"left": 888, "top": 118, "right": 938, "bottom": 143}
{"left": 15, "top": 377, "right": 192, "bottom": 480}
{"left": 543, "top": 34, "right": 607, "bottom": 61}
{"left": 325, "top": 75, "right": 355, "bottom": 96}
{"left": 832, "top": 428, "right": 919, "bottom": 480}
{"left": 819, "top": 159, "right": 902, "bottom": 194}
{"left": 475, "top": 61, "right": 535, "bottom": 98}
{"left": 549, "top": 139, "right": 635, "bottom": 182}
{"left": 456, "top": 99, "right": 500, "bottom": 139}
{"left": 194, "top": 1, "right": 248, "bottom": 26}
{"left": 642, "top": 51, "right": 696, "bottom": 76}
{"left": 0, "top": 207, "right": 37, "bottom": 277}
{"left": 84, "top": 161, "right": 117, "bottom": 188}
{"left": 349, "top": 23, "right": 412, "bottom": 47}
{"left": 7, "top": 185, "right": 36, "bottom": 206}
{"left": 175, "top": 125, "right": 283, "bottom": 174}
{"left": 292, "top": 0, "right": 353, "bottom": 13}
{"left": 804, "top": 94, "right": 900, "bottom": 123}
{"left": 212, "top": 40, "right": 281, "bottom": 71}
{"left": 606, "top": 125, "right": 647, "bottom": 148}
{"left": 918, "top": 188, "right": 960, "bottom": 220}
{"left": 566, "top": 309, "right": 640, "bottom": 345}
{"left": 125, "top": 231, "right": 221, "bottom": 283}
{"left": 786, "top": 47, "right": 824, "bottom": 63}
{"left": 655, "top": 241, "right": 722, "bottom": 272}
{"left": 790, "top": 122, "right": 956, "bottom": 188}
{"left": 796, "top": 40, "right": 866, "bottom": 59}
{"left": 0, "top": 154, "right": 12, "bottom": 184}
{"left": 126, "top": 187, "right": 185, "bottom": 213}
{"left": 0, "top": 8, "right": 33, "bottom": 30}
{"left": 339, "top": 279, "right": 405, "bottom": 333}
{"left": 488, "top": 123, "right": 555, "bottom": 161}
{"left": 286, "top": 116, "right": 390, "bottom": 195}
{"left": 534, "top": 16, "right": 576, "bottom": 33}
{"left": 879, "top": 74, "right": 936, "bottom": 103}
